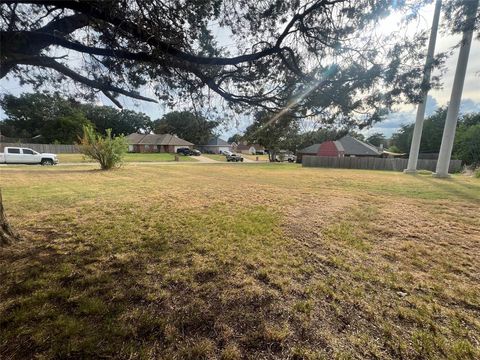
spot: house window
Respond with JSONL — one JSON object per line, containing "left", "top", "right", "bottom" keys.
{"left": 145, "top": 145, "right": 150, "bottom": 151}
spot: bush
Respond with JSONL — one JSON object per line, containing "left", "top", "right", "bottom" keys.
{"left": 475, "top": 169, "right": 480, "bottom": 179}
{"left": 386, "top": 145, "right": 401, "bottom": 153}
{"left": 79, "top": 125, "right": 127, "bottom": 170}
{"left": 454, "top": 124, "right": 480, "bottom": 166}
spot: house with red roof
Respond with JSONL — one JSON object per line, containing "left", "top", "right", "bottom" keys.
{"left": 297, "top": 135, "right": 382, "bottom": 162}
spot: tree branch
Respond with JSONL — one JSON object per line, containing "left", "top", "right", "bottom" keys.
{"left": 36, "top": 12, "right": 90, "bottom": 35}
{"left": 1, "top": 0, "right": 294, "bottom": 66}
{"left": 16, "top": 56, "right": 157, "bottom": 103}
{"left": 102, "top": 90, "right": 123, "bottom": 108}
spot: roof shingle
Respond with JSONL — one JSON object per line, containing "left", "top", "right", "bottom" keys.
{"left": 298, "top": 144, "right": 320, "bottom": 154}
{"left": 126, "top": 133, "right": 194, "bottom": 146}
{"left": 336, "top": 135, "right": 380, "bottom": 156}
{"left": 297, "top": 136, "right": 381, "bottom": 156}
{"left": 203, "top": 137, "right": 230, "bottom": 146}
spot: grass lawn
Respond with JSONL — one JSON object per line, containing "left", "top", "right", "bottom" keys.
{"left": 1, "top": 164, "right": 479, "bottom": 359}
{"left": 202, "top": 154, "right": 227, "bottom": 162}
{"left": 243, "top": 154, "right": 270, "bottom": 162}
{"left": 57, "top": 152, "right": 198, "bottom": 163}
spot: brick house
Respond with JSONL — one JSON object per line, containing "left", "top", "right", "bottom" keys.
{"left": 196, "top": 137, "right": 232, "bottom": 154}
{"left": 127, "top": 133, "right": 193, "bottom": 153}
{"left": 297, "top": 135, "right": 381, "bottom": 161}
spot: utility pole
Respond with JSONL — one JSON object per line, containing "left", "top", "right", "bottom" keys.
{"left": 404, "top": 0, "right": 442, "bottom": 174}
{"left": 434, "top": 0, "right": 479, "bottom": 177}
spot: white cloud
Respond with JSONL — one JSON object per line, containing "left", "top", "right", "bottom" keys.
{"left": 460, "top": 99, "right": 480, "bottom": 114}
{"left": 364, "top": 97, "right": 480, "bottom": 137}
{"left": 425, "top": 95, "right": 439, "bottom": 117}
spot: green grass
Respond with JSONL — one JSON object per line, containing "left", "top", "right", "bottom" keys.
{"left": 1, "top": 165, "right": 479, "bottom": 359}
{"left": 57, "top": 152, "right": 197, "bottom": 163}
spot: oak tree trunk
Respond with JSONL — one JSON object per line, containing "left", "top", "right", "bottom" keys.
{"left": 269, "top": 150, "right": 277, "bottom": 162}
{"left": 0, "top": 188, "right": 18, "bottom": 246}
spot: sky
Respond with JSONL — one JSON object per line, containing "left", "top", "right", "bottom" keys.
{"left": 362, "top": 1, "right": 480, "bottom": 137}
{"left": 1, "top": 2, "right": 479, "bottom": 140}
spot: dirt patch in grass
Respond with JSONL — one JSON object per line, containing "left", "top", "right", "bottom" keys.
{"left": 281, "top": 192, "right": 479, "bottom": 359}
{"left": 202, "top": 154, "right": 227, "bottom": 162}
{"left": 0, "top": 165, "right": 479, "bottom": 359}
{"left": 242, "top": 154, "right": 269, "bottom": 162}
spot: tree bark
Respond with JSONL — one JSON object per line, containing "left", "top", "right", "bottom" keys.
{"left": 269, "top": 151, "right": 277, "bottom": 162}
{"left": 0, "top": 188, "right": 18, "bottom": 246}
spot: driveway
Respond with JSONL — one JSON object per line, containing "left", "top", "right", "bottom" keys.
{"left": 195, "top": 155, "right": 221, "bottom": 163}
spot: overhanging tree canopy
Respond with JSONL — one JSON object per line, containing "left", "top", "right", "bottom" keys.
{"left": 153, "top": 111, "right": 219, "bottom": 145}
{"left": 0, "top": 0, "right": 450, "bottom": 128}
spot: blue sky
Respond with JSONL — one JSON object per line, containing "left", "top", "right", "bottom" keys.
{"left": 1, "top": 2, "right": 479, "bottom": 140}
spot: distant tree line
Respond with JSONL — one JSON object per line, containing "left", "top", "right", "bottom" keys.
{"left": 388, "top": 108, "right": 480, "bottom": 165}
{"left": 0, "top": 93, "right": 152, "bottom": 143}
{"left": 2, "top": 93, "right": 478, "bottom": 165}
{"left": 231, "top": 108, "right": 480, "bottom": 166}
{"left": 0, "top": 93, "right": 219, "bottom": 145}
{"left": 152, "top": 111, "right": 219, "bottom": 145}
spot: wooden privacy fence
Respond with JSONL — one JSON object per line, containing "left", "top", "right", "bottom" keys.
{"left": 0, "top": 143, "right": 79, "bottom": 153}
{"left": 302, "top": 156, "right": 463, "bottom": 173}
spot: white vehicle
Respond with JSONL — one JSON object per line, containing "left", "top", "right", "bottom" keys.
{"left": 0, "top": 147, "right": 58, "bottom": 165}
{"left": 275, "top": 151, "right": 296, "bottom": 163}
{"left": 221, "top": 150, "right": 233, "bottom": 156}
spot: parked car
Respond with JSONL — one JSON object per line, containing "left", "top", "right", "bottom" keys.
{"left": 275, "top": 152, "right": 296, "bottom": 163}
{"left": 0, "top": 147, "right": 58, "bottom": 165}
{"left": 176, "top": 148, "right": 190, "bottom": 155}
{"left": 177, "top": 148, "right": 202, "bottom": 156}
{"left": 285, "top": 154, "right": 296, "bottom": 163}
{"left": 226, "top": 153, "right": 243, "bottom": 162}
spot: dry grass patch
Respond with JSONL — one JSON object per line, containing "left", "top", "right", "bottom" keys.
{"left": 202, "top": 154, "right": 227, "bottom": 162}
{"left": 0, "top": 164, "right": 479, "bottom": 359}
{"left": 242, "top": 154, "right": 270, "bottom": 162}
{"left": 57, "top": 152, "right": 197, "bottom": 163}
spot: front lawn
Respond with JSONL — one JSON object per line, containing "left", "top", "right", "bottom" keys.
{"left": 57, "top": 152, "right": 198, "bottom": 163}
{"left": 242, "top": 154, "right": 270, "bottom": 162}
{"left": 1, "top": 165, "right": 479, "bottom": 359}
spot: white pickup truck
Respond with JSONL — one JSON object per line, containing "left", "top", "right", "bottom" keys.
{"left": 0, "top": 147, "right": 58, "bottom": 165}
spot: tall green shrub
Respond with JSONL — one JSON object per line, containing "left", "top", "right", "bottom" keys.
{"left": 80, "top": 125, "right": 127, "bottom": 170}
{"left": 454, "top": 124, "right": 480, "bottom": 167}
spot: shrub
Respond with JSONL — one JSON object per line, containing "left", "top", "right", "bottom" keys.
{"left": 386, "top": 145, "right": 401, "bottom": 153}
{"left": 79, "top": 125, "right": 127, "bottom": 170}
{"left": 454, "top": 124, "right": 480, "bottom": 166}
{"left": 475, "top": 169, "right": 480, "bottom": 178}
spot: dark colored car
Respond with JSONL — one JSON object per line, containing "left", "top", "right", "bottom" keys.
{"left": 176, "top": 148, "right": 201, "bottom": 156}
{"left": 226, "top": 153, "right": 243, "bottom": 162}
{"left": 176, "top": 148, "right": 191, "bottom": 155}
